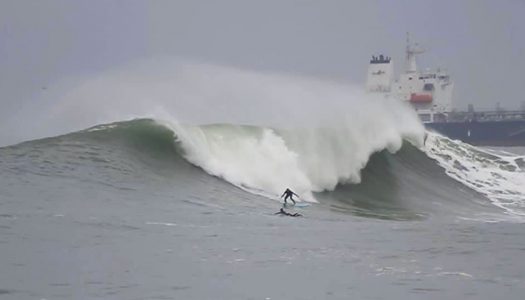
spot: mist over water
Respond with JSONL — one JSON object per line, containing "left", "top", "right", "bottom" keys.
{"left": 2, "top": 58, "right": 423, "bottom": 147}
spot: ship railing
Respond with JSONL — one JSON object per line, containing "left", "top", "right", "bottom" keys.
{"left": 447, "top": 110, "right": 525, "bottom": 122}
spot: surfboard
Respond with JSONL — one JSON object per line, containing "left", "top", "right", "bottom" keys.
{"left": 284, "top": 202, "right": 310, "bottom": 208}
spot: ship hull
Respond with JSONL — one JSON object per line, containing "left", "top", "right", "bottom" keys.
{"left": 426, "top": 120, "right": 525, "bottom": 146}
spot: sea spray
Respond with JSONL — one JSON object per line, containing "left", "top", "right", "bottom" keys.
{"left": 17, "top": 59, "right": 423, "bottom": 147}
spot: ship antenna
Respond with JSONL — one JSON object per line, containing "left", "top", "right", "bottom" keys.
{"left": 406, "top": 32, "right": 410, "bottom": 63}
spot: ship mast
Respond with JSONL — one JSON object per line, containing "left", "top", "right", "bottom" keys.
{"left": 405, "top": 32, "right": 424, "bottom": 73}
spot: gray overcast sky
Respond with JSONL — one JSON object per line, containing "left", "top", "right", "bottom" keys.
{"left": 1, "top": 0, "right": 525, "bottom": 144}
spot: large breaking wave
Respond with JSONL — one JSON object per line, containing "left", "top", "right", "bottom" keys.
{"left": 86, "top": 108, "right": 424, "bottom": 202}
{"left": 165, "top": 105, "right": 424, "bottom": 202}
{"left": 3, "top": 118, "right": 525, "bottom": 221}
{"left": 84, "top": 118, "right": 525, "bottom": 220}
{"left": 2, "top": 59, "right": 524, "bottom": 221}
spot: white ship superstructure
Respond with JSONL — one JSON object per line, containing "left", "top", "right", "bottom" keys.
{"left": 366, "top": 34, "right": 454, "bottom": 123}
{"left": 365, "top": 34, "right": 525, "bottom": 146}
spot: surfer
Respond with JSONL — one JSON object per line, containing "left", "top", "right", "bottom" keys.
{"left": 281, "top": 188, "right": 298, "bottom": 205}
{"left": 274, "top": 208, "right": 302, "bottom": 217}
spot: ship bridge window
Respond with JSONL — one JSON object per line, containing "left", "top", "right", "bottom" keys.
{"left": 419, "top": 114, "right": 431, "bottom": 122}
{"left": 433, "top": 113, "right": 447, "bottom": 122}
{"left": 423, "top": 83, "right": 435, "bottom": 91}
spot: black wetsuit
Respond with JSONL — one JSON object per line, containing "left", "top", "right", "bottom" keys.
{"left": 274, "top": 208, "right": 302, "bottom": 217}
{"left": 281, "top": 188, "right": 298, "bottom": 205}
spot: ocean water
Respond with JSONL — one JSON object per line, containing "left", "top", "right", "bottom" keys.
{"left": 1, "top": 118, "right": 525, "bottom": 299}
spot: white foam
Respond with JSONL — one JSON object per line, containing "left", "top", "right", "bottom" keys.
{"left": 423, "top": 131, "right": 525, "bottom": 219}
{"left": 159, "top": 95, "right": 424, "bottom": 202}
{"left": 146, "top": 222, "right": 177, "bottom": 226}
{"left": 86, "top": 123, "right": 118, "bottom": 132}
{"left": 437, "top": 271, "right": 474, "bottom": 278}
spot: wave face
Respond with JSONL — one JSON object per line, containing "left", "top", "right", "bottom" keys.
{"left": 2, "top": 119, "right": 525, "bottom": 221}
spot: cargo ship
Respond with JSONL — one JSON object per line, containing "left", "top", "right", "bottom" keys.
{"left": 366, "top": 34, "right": 525, "bottom": 146}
